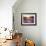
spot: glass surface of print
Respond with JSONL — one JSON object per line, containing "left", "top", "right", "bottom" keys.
{"left": 21, "top": 13, "right": 37, "bottom": 26}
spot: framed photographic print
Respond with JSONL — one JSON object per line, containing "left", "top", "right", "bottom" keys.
{"left": 21, "top": 13, "right": 37, "bottom": 26}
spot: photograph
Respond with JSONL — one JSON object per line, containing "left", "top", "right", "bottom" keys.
{"left": 21, "top": 13, "right": 37, "bottom": 26}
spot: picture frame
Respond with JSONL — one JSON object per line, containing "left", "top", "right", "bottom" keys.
{"left": 21, "top": 13, "right": 37, "bottom": 26}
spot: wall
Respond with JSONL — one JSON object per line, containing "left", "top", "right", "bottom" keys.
{"left": 0, "top": 0, "right": 46, "bottom": 46}
{"left": 13, "top": 0, "right": 41, "bottom": 46}
{"left": 0, "top": 0, "right": 16, "bottom": 30}
{"left": 41, "top": 0, "right": 46, "bottom": 46}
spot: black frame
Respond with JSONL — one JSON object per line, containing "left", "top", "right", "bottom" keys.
{"left": 21, "top": 13, "right": 37, "bottom": 26}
